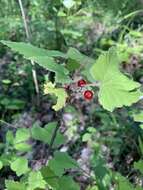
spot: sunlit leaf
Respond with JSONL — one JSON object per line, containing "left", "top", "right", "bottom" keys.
{"left": 10, "top": 157, "right": 29, "bottom": 176}
{"left": 44, "top": 82, "right": 68, "bottom": 111}
{"left": 27, "top": 171, "right": 46, "bottom": 190}
{"left": 5, "top": 180, "right": 26, "bottom": 190}
{"left": 134, "top": 160, "right": 143, "bottom": 174}
{"left": 90, "top": 47, "right": 141, "bottom": 111}
{"left": 31, "top": 122, "right": 65, "bottom": 146}
{"left": 49, "top": 151, "right": 78, "bottom": 177}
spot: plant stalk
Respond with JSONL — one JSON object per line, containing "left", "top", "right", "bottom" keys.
{"left": 18, "top": 0, "right": 40, "bottom": 101}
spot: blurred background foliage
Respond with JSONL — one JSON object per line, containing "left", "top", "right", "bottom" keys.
{"left": 0, "top": 0, "right": 143, "bottom": 189}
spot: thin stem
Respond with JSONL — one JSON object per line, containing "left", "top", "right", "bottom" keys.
{"left": 47, "top": 111, "right": 62, "bottom": 157}
{"left": 85, "top": 82, "right": 100, "bottom": 87}
{"left": 0, "top": 120, "right": 16, "bottom": 128}
{"left": 47, "top": 124, "right": 60, "bottom": 156}
{"left": 17, "top": 0, "right": 40, "bottom": 100}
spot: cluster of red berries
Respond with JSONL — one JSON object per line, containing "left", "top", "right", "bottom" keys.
{"left": 77, "top": 79, "right": 94, "bottom": 100}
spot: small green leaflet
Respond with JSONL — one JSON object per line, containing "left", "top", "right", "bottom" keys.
{"left": 0, "top": 98, "right": 25, "bottom": 110}
{"left": 115, "top": 174, "right": 134, "bottom": 190}
{"left": 67, "top": 47, "right": 94, "bottom": 64}
{"left": 6, "top": 131, "right": 14, "bottom": 145}
{"left": 40, "top": 166, "right": 59, "bottom": 189}
{"left": 44, "top": 82, "right": 68, "bottom": 111}
{"left": 14, "top": 128, "right": 31, "bottom": 152}
{"left": 5, "top": 180, "right": 26, "bottom": 190}
{"left": 90, "top": 47, "right": 142, "bottom": 111}
{"left": 10, "top": 157, "right": 29, "bottom": 176}
{"left": 134, "top": 160, "right": 143, "bottom": 174}
{"left": 41, "top": 166, "right": 79, "bottom": 190}
{"left": 133, "top": 112, "right": 143, "bottom": 122}
{"left": 0, "top": 160, "right": 3, "bottom": 170}
{"left": 57, "top": 176, "right": 80, "bottom": 190}
{"left": 1, "top": 41, "right": 70, "bottom": 84}
{"left": 31, "top": 122, "right": 65, "bottom": 146}
{"left": 135, "top": 187, "right": 143, "bottom": 190}
{"left": 27, "top": 171, "right": 46, "bottom": 190}
{"left": 67, "top": 47, "right": 96, "bottom": 82}
{"left": 48, "top": 151, "right": 78, "bottom": 177}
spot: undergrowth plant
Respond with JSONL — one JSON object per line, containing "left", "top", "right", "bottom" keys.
{"left": 0, "top": 40, "right": 143, "bottom": 190}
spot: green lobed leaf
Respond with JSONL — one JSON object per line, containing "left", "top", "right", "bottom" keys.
{"left": 31, "top": 122, "right": 65, "bottom": 146}
{"left": 27, "top": 171, "right": 46, "bottom": 190}
{"left": 57, "top": 176, "right": 80, "bottom": 190}
{"left": 90, "top": 47, "right": 142, "bottom": 111}
{"left": 67, "top": 47, "right": 94, "bottom": 65}
{"left": 0, "top": 98, "right": 25, "bottom": 110}
{"left": 31, "top": 56, "right": 71, "bottom": 83}
{"left": 0, "top": 154, "right": 14, "bottom": 166}
{"left": 44, "top": 122, "right": 66, "bottom": 146}
{"left": 14, "top": 128, "right": 30, "bottom": 143}
{"left": 1, "top": 41, "right": 66, "bottom": 58}
{"left": 44, "top": 82, "right": 68, "bottom": 111}
{"left": 5, "top": 180, "right": 26, "bottom": 190}
{"left": 40, "top": 166, "right": 59, "bottom": 189}
{"left": 10, "top": 157, "right": 29, "bottom": 176}
{"left": 134, "top": 160, "right": 143, "bottom": 174}
{"left": 14, "top": 128, "right": 31, "bottom": 152}
{"left": 6, "top": 131, "right": 14, "bottom": 145}
{"left": 1, "top": 41, "right": 70, "bottom": 84}
{"left": 115, "top": 174, "right": 134, "bottom": 190}
{"left": 48, "top": 151, "right": 78, "bottom": 177}
{"left": 133, "top": 112, "right": 143, "bottom": 122}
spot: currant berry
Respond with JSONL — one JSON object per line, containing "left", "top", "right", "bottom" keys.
{"left": 84, "top": 90, "right": 93, "bottom": 100}
{"left": 77, "top": 79, "right": 87, "bottom": 87}
{"left": 64, "top": 85, "right": 70, "bottom": 90}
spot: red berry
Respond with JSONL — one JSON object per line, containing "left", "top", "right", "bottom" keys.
{"left": 77, "top": 79, "right": 87, "bottom": 87}
{"left": 64, "top": 85, "right": 69, "bottom": 90}
{"left": 84, "top": 90, "right": 93, "bottom": 100}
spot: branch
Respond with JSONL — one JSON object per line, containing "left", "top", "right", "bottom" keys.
{"left": 47, "top": 111, "right": 62, "bottom": 157}
{"left": 18, "top": 0, "right": 40, "bottom": 100}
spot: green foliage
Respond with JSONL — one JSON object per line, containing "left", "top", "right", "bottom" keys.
{"left": 115, "top": 174, "right": 134, "bottom": 190}
{"left": 1, "top": 41, "right": 66, "bottom": 58}
{"left": 14, "top": 128, "right": 31, "bottom": 152}
{"left": 90, "top": 47, "right": 141, "bottom": 111}
{"left": 1, "top": 1, "right": 143, "bottom": 189}
{"left": 134, "top": 160, "right": 143, "bottom": 174}
{"left": 5, "top": 180, "right": 26, "bottom": 190}
{"left": 10, "top": 157, "right": 29, "bottom": 176}
{"left": 0, "top": 160, "right": 3, "bottom": 170}
{"left": 92, "top": 155, "right": 111, "bottom": 190}
{"left": 0, "top": 98, "right": 25, "bottom": 110}
{"left": 27, "top": 171, "right": 46, "bottom": 190}
{"left": 40, "top": 166, "right": 59, "bottom": 189}
{"left": 48, "top": 151, "right": 78, "bottom": 177}
{"left": 31, "top": 122, "right": 65, "bottom": 146}
{"left": 31, "top": 56, "right": 71, "bottom": 83}
{"left": 1, "top": 41, "right": 70, "bottom": 84}
{"left": 57, "top": 176, "right": 80, "bottom": 190}
{"left": 133, "top": 112, "right": 143, "bottom": 122}
{"left": 44, "top": 82, "right": 68, "bottom": 111}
